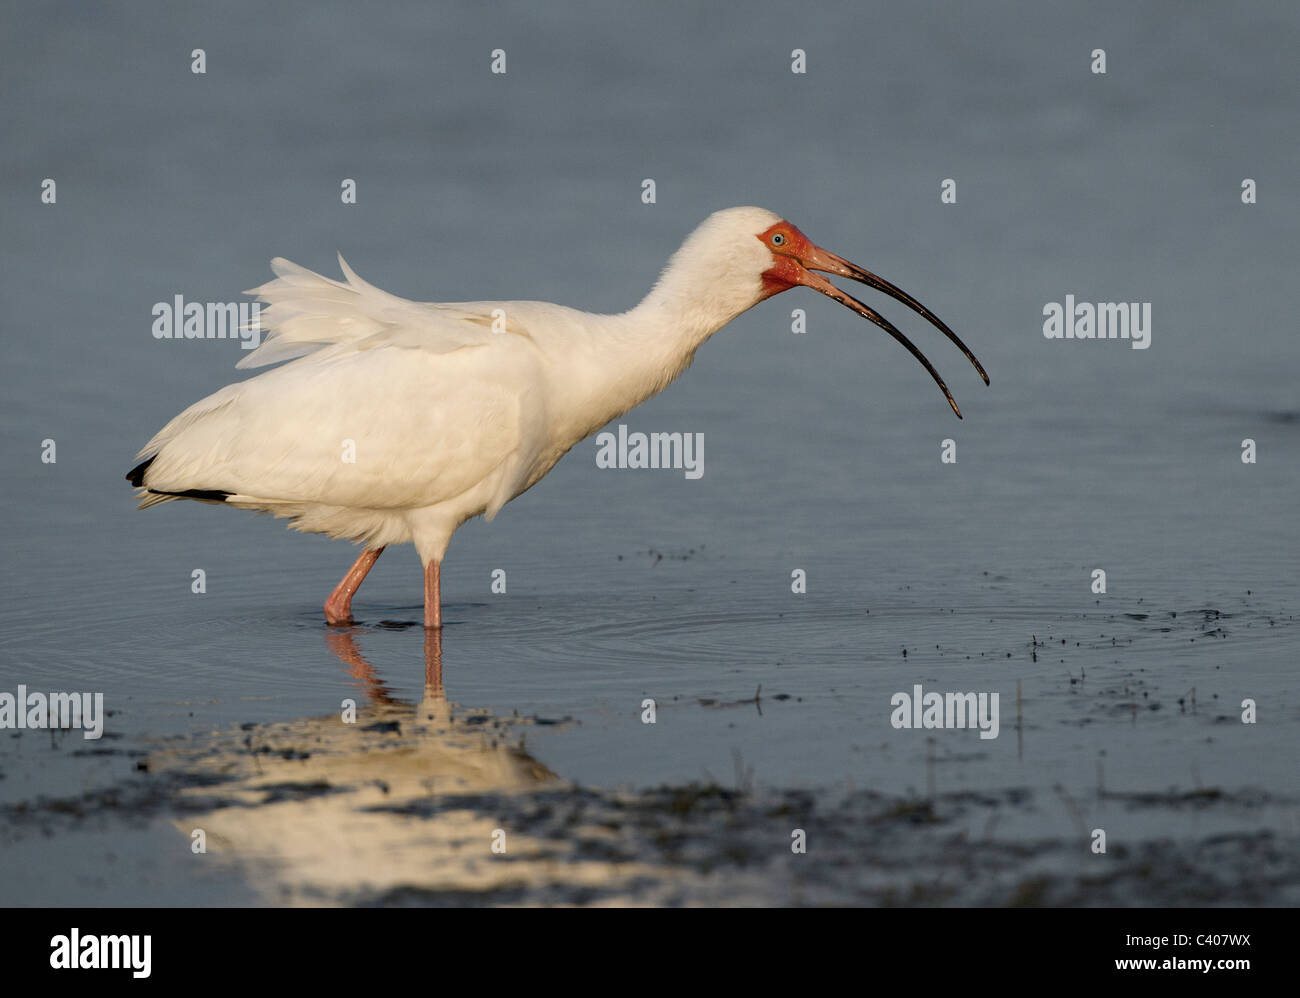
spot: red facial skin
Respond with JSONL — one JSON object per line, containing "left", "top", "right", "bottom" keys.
{"left": 756, "top": 220, "right": 817, "bottom": 300}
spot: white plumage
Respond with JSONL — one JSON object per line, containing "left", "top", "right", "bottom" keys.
{"left": 129, "top": 207, "right": 986, "bottom": 628}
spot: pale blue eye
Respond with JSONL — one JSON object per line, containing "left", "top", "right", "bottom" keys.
{"left": 771, "top": 233, "right": 785, "bottom": 246}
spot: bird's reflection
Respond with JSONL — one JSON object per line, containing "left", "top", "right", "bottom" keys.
{"left": 153, "top": 622, "right": 560, "bottom": 903}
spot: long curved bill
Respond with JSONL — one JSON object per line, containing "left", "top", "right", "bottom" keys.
{"left": 797, "top": 245, "right": 989, "bottom": 419}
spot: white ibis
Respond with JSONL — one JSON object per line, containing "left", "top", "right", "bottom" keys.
{"left": 128, "top": 207, "right": 988, "bottom": 629}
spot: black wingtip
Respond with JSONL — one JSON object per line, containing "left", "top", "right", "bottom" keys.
{"left": 125, "top": 455, "right": 231, "bottom": 503}
{"left": 151, "top": 488, "right": 233, "bottom": 503}
{"left": 126, "top": 456, "right": 155, "bottom": 487}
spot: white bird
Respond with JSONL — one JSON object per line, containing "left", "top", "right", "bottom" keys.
{"left": 128, "top": 206, "right": 988, "bottom": 629}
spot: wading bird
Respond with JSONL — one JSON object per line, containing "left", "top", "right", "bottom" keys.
{"left": 128, "top": 207, "right": 988, "bottom": 628}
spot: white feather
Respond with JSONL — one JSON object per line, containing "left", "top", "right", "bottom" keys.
{"left": 236, "top": 253, "right": 518, "bottom": 370}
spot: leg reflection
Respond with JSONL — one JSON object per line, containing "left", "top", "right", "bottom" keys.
{"left": 424, "top": 626, "right": 444, "bottom": 700}
{"left": 323, "top": 626, "right": 446, "bottom": 714}
{"left": 324, "top": 629, "right": 397, "bottom": 705}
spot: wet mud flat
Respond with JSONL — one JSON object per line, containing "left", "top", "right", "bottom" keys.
{"left": 3, "top": 676, "right": 1296, "bottom": 907}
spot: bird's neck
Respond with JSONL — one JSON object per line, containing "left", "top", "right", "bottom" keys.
{"left": 545, "top": 261, "right": 765, "bottom": 448}
{"left": 589, "top": 274, "right": 760, "bottom": 416}
{"left": 618, "top": 258, "right": 765, "bottom": 379}
{"left": 631, "top": 253, "right": 766, "bottom": 354}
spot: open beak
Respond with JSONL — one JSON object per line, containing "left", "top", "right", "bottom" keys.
{"left": 795, "top": 245, "right": 989, "bottom": 419}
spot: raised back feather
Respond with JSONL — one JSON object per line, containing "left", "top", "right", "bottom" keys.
{"left": 237, "top": 254, "right": 523, "bottom": 369}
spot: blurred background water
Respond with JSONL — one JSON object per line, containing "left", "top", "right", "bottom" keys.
{"left": 2, "top": 0, "right": 1297, "bottom": 904}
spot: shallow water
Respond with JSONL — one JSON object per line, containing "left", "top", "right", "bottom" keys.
{"left": 2, "top": 1, "right": 1298, "bottom": 904}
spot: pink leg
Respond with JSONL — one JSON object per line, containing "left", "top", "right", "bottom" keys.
{"left": 424, "top": 560, "right": 442, "bottom": 630}
{"left": 324, "top": 547, "right": 384, "bottom": 625}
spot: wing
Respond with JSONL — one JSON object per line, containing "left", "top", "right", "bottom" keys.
{"left": 135, "top": 341, "right": 545, "bottom": 515}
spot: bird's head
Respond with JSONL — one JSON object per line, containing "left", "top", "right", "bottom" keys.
{"left": 669, "top": 206, "right": 989, "bottom": 418}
